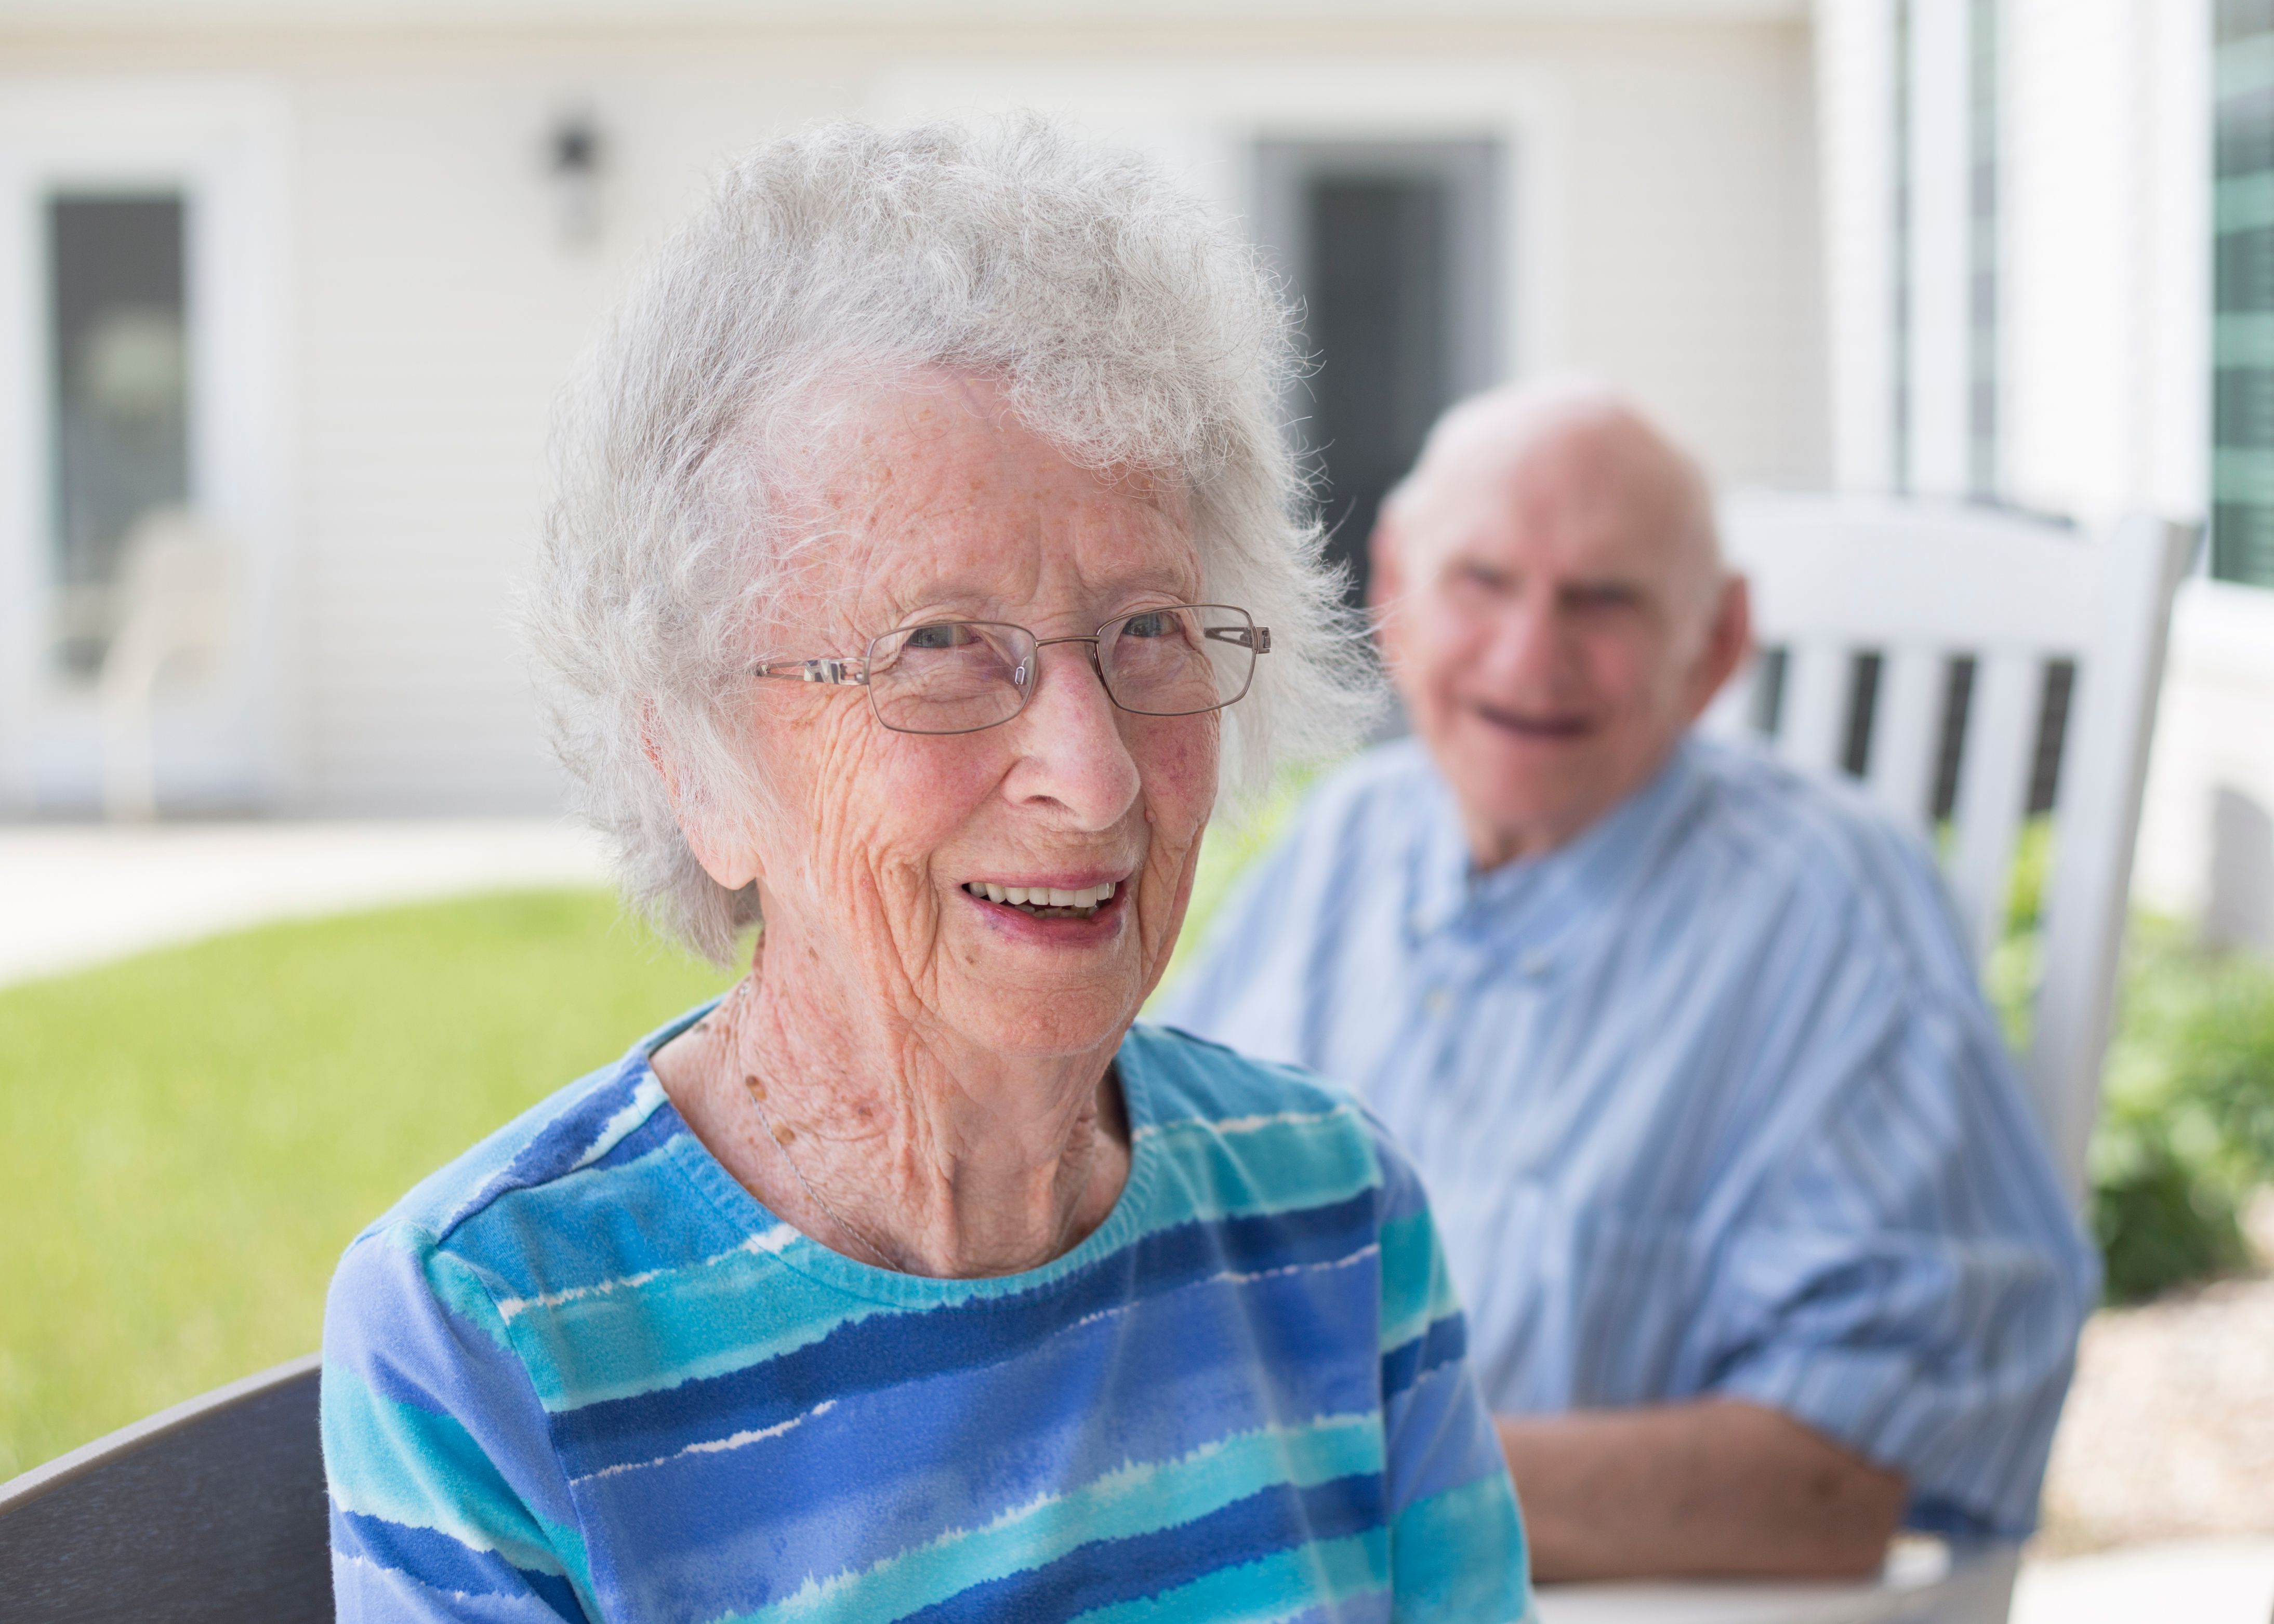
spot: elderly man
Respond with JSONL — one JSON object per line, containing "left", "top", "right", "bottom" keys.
{"left": 1161, "top": 381, "right": 2096, "bottom": 1581}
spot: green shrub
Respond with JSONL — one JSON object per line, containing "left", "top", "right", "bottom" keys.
{"left": 2090, "top": 1110, "right": 2251, "bottom": 1303}
{"left": 1977, "top": 821, "right": 2273, "bottom": 1303}
{"left": 2086, "top": 919, "right": 2274, "bottom": 1301}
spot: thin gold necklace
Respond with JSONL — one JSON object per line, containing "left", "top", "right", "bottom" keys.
{"left": 713, "top": 979, "right": 905, "bottom": 1273}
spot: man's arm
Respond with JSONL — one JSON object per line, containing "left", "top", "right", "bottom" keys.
{"left": 1498, "top": 1399, "right": 1906, "bottom": 1582}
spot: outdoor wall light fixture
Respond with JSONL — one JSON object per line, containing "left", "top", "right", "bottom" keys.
{"left": 549, "top": 110, "right": 604, "bottom": 246}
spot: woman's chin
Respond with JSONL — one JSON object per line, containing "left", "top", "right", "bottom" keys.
{"left": 935, "top": 976, "right": 1142, "bottom": 1061}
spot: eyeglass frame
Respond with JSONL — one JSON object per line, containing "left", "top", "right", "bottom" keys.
{"left": 749, "top": 602, "right": 1272, "bottom": 736}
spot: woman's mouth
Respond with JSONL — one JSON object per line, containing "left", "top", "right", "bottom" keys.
{"left": 960, "top": 880, "right": 1117, "bottom": 920}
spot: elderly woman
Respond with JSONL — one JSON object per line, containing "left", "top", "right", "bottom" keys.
{"left": 320, "top": 120, "right": 1527, "bottom": 1623}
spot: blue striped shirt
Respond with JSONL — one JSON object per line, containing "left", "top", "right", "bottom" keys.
{"left": 320, "top": 1010, "right": 1530, "bottom": 1621}
{"left": 1158, "top": 734, "right": 2096, "bottom": 1539}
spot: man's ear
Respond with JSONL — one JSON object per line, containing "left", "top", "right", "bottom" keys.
{"left": 1684, "top": 573, "right": 1753, "bottom": 720}
{"left": 1366, "top": 513, "right": 1405, "bottom": 616}
{"left": 1366, "top": 513, "right": 1413, "bottom": 672}
{"left": 642, "top": 717, "right": 762, "bottom": 892}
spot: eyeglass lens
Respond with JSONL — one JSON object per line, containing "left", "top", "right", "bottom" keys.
{"left": 863, "top": 606, "right": 1260, "bottom": 736}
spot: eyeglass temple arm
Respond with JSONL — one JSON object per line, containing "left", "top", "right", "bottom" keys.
{"left": 1204, "top": 625, "right": 1272, "bottom": 653}
{"left": 751, "top": 657, "right": 870, "bottom": 686}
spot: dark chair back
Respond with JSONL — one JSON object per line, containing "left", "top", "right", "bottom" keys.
{"left": 0, "top": 1354, "right": 332, "bottom": 1622}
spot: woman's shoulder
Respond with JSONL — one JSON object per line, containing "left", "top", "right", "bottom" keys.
{"left": 346, "top": 1004, "right": 708, "bottom": 1265}
{"left": 1120, "top": 1021, "right": 1405, "bottom": 1202}
{"left": 1125, "top": 1020, "right": 1355, "bottom": 1122}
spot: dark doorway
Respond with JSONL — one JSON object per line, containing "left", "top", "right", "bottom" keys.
{"left": 1254, "top": 140, "right": 1502, "bottom": 607}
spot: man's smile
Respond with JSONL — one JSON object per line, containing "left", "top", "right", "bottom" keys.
{"left": 1467, "top": 699, "right": 1597, "bottom": 739}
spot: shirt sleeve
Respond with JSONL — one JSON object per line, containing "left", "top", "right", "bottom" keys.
{"left": 1697, "top": 992, "right": 2099, "bottom": 1539}
{"left": 322, "top": 1226, "right": 594, "bottom": 1622}
{"left": 1371, "top": 1122, "right": 1535, "bottom": 1624}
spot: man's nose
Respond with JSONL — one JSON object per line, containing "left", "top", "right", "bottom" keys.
{"left": 1478, "top": 591, "right": 1573, "bottom": 686}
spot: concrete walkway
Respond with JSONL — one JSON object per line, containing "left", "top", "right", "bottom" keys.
{"left": 0, "top": 819, "right": 612, "bottom": 988}
{"left": 2013, "top": 1537, "right": 2274, "bottom": 1624}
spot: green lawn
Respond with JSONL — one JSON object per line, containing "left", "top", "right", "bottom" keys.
{"left": 0, "top": 890, "right": 730, "bottom": 1479}
{"left": 14, "top": 819, "right": 2262, "bottom": 1483}
{"left": 0, "top": 796, "right": 1301, "bottom": 1484}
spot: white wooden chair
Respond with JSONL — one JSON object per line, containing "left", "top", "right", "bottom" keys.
{"left": 1535, "top": 495, "right": 2192, "bottom": 1624}
{"left": 96, "top": 509, "right": 234, "bottom": 822}
{"left": 1701, "top": 492, "right": 2196, "bottom": 1201}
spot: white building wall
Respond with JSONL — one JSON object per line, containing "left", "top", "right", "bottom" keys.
{"left": 286, "top": 61, "right": 869, "bottom": 813}
{"left": 1816, "top": 0, "right": 2209, "bottom": 518}
{"left": 1813, "top": 0, "right": 2274, "bottom": 929}
{"left": 1815, "top": 0, "right": 1895, "bottom": 491}
{"left": 1903, "top": 0, "right": 1972, "bottom": 498}
{"left": 2002, "top": 0, "right": 2208, "bottom": 530}
{"left": 0, "top": 9, "right": 1824, "bottom": 816}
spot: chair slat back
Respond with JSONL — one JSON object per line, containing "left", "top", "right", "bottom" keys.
{"left": 1865, "top": 646, "right": 1945, "bottom": 840}
{"left": 1702, "top": 494, "right": 2196, "bottom": 1197}
{"left": 1945, "top": 649, "right": 2042, "bottom": 967}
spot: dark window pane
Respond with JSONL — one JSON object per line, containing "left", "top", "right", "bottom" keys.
{"left": 1304, "top": 176, "right": 1451, "bottom": 605}
{"left": 2217, "top": 0, "right": 2274, "bottom": 46}
{"left": 2214, "top": 367, "right": 2274, "bottom": 448}
{"left": 2217, "top": 224, "right": 2274, "bottom": 312}
{"left": 2217, "top": 85, "right": 2274, "bottom": 178}
{"left": 2212, "top": 501, "right": 2274, "bottom": 586}
{"left": 48, "top": 193, "right": 190, "bottom": 675}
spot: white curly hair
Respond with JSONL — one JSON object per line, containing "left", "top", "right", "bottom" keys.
{"left": 525, "top": 116, "right": 1376, "bottom": 962}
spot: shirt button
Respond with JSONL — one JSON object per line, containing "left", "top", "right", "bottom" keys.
{"left": 1409, "top": 909, "right": 1432, "bottom": 935}
{"left": 1519, "top": 952, "right": 1553, "bottom": 978}
{"left": 1424, "top": 989, "right": 1452, "bottom": 1016}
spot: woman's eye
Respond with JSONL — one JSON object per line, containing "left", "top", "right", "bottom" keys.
{"left": 1122, "top": 612, "right": 1173, "bottom": 639}
{"left": 903, "top": 623, "right": 968, "bottom": 651}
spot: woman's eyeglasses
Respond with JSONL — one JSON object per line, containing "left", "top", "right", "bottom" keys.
{"left": 752, "top": 604, "right": 1271, "bottom": 736}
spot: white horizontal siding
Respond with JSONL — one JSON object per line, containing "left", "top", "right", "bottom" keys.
{"left": 1, "top": 17, "right": 1823, "bottom": 815}
{"left": 289, "top": 63, "right": 861, "bottom": 811}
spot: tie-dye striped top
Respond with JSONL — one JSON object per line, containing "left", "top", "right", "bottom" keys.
{"left": 320, "top": 1009, "right": 1530, "bottom": 1623}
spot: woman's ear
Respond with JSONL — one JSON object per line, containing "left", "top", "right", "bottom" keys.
{"left": 643, "top": 718, "right": 763, "bottom": 891}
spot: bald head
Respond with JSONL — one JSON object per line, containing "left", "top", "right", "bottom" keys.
{"left": 1384, "top": 380, "right": 1724, "bottom": 628}
{"left": 1370, "top": 380, "right": 1749, "bottom": 869}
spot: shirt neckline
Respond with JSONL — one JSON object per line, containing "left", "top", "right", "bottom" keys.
{"left": 1408, "top": 734, "right": 1712, "bottom": 959}
{"left": 628, "top": 1002, "right": 1165, "bottom": 1308}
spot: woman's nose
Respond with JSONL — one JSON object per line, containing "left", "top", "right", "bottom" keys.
{"left": 1006, "top": 642, "right": 1142, "bottom": 829}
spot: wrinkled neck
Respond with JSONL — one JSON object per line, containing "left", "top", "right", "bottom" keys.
{"left": 672, "top": 926, "right": 1130, "bottom": 1280}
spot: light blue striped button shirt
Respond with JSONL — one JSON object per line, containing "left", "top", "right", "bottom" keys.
{"left": 1158, "top": 732, "right": 2097, "bottom": 1539}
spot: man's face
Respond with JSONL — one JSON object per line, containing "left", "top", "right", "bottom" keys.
{"left": 1373, "top": 416, "right": 1747, "bottom": 869}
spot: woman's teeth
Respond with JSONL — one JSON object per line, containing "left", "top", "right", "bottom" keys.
{"left": 963, "top": 880, "right": 1116, "bottom": 917}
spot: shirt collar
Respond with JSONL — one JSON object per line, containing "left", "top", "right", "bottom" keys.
{"left": 1407, "top": 733, "right": 1711, "bottom": 957}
